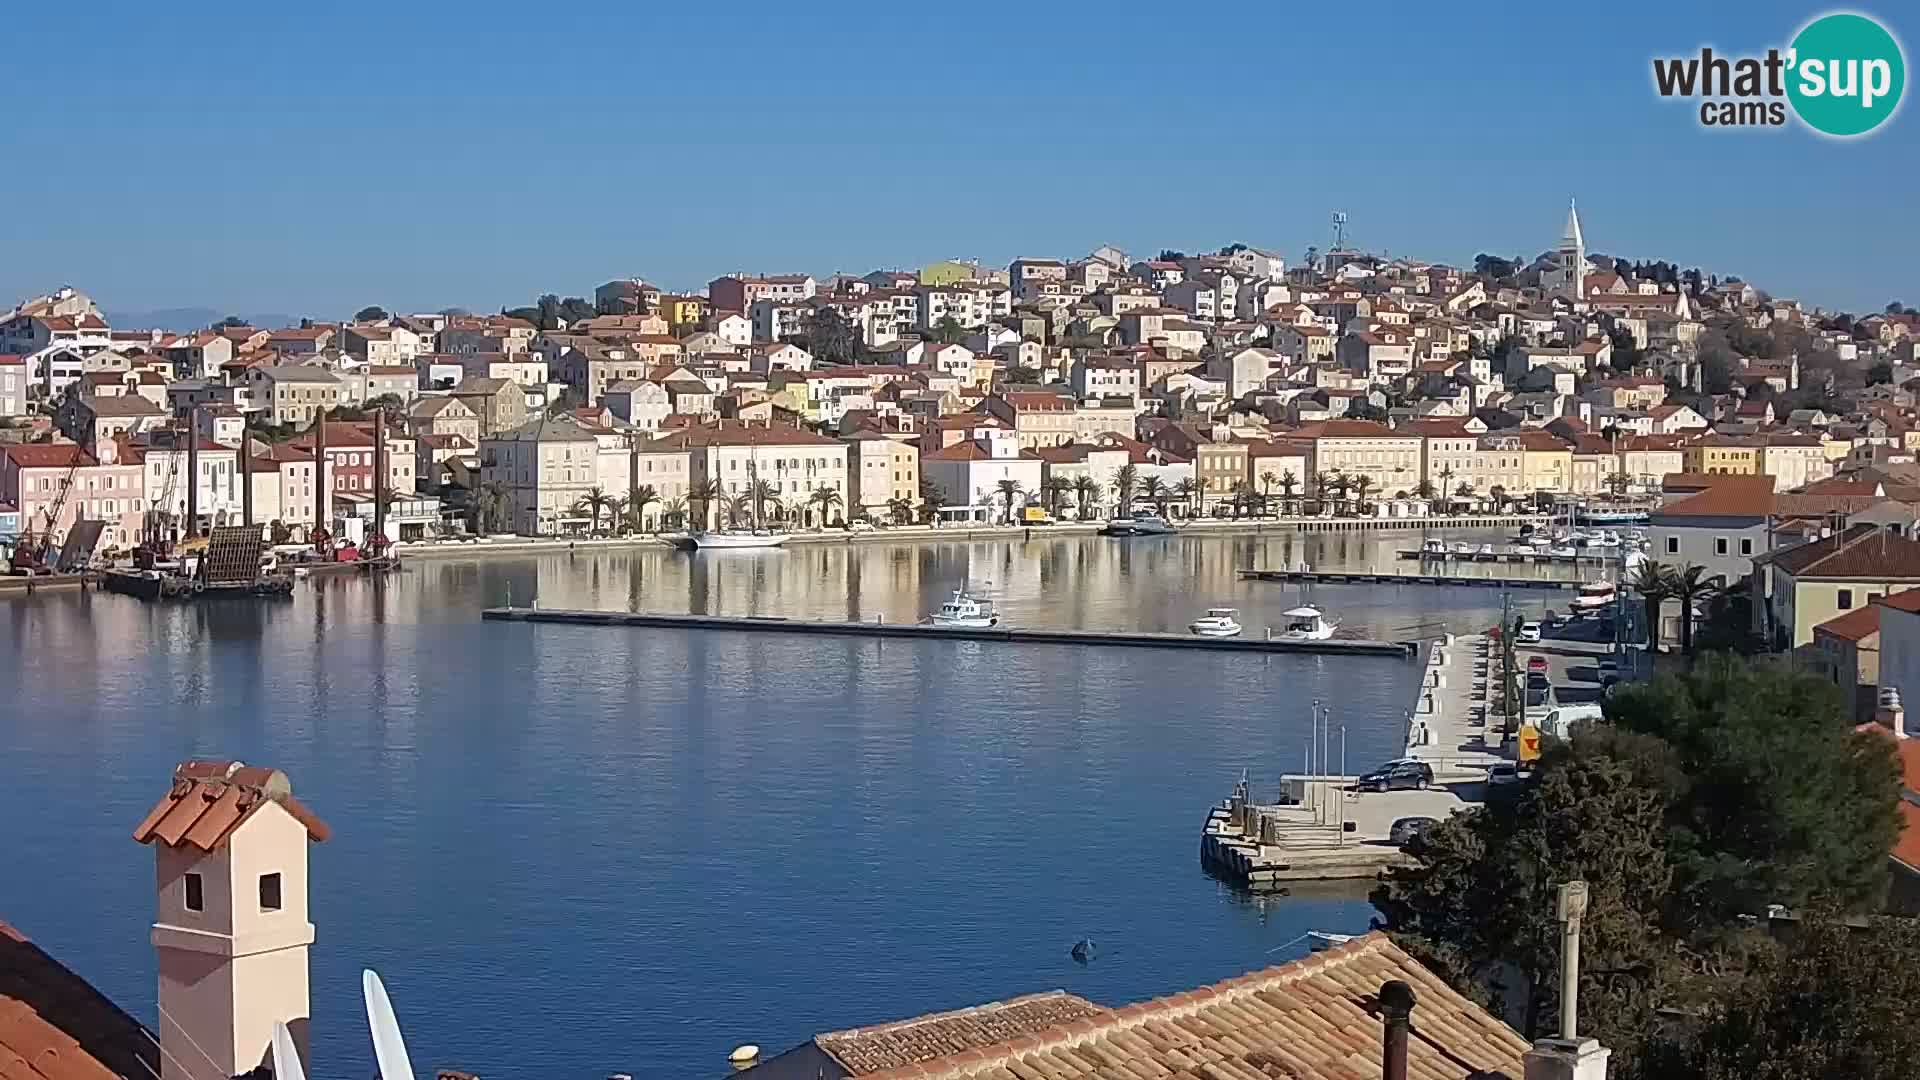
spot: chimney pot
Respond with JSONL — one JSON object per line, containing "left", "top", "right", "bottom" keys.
{"left": 1379, "top": 979, "right": 1415, "bottom": 1080}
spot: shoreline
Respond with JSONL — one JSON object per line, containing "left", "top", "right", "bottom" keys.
{"left": 390, "top": 514, "right": 1551, "bottom": 560}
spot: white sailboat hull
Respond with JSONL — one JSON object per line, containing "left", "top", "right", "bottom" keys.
{"left": 689, "top": 532, "right": 791, "bottom": 549}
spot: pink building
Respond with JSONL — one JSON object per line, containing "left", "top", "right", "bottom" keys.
{"left": 133, "top": 760, "right": 330, "bottom": 1080}
{"left": 0, "top": 440, "right": 146, "bottom": 550}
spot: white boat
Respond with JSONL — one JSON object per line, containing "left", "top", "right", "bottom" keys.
{"left": 1572, "top": 581, "right": 1617, "bottom": 612}
{"left": 687, "top": 530, "right": 791, "bottom": 550}
{"left": 1279, "top": 605, "right": 1339, "bottom": 641}
{"left": 1188, "top": 608, "right": 1244, "bottom": 637}
{"left": 928, "top": 589, "right": 998, "bottom": 628}
{"left": 1449, "top": 541, "right": 1475, "bottom": 554}
{"left": 1103, "top": 512, "right": 1178, "bottom": 537}
{"left": 1477, "top": 543, "right": 1496, "bottom": 556}
{"left": 1547, "top": 544, "right": 1578, "bottom": 558}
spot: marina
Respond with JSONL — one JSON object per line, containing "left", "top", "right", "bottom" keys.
{"left": 1241, "top": 568, "right": 1579, "bottom": 590}
{"left": 1201, "top": 631, "right": 1504, "bottom": 888}
{"left": 480, "top": 605, "right": 1421, "bottom": 656}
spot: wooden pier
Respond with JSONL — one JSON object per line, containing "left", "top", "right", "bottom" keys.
{"left": 481, "top": 607, "right": 1419, "bottom": 657}
{"left": 1240, "top": 568, "right": 1576, "bottom": 590}
{"left": 1395, "top": 548, "right": 1622, "bottom": 565}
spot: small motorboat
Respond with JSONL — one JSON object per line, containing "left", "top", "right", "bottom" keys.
{"left": 1419, "top": 538, "right": 1449, "bottom": 557}
{"left": 1571, "top": 580, "right": 1617, "bottom": 614}
{"left": 1102, "top": 512, "right": 1178, "bottom": 537}
{"left": 928, "top": 589, "right": 998, "bottom": 628}
{"left": 1547, "top": 544, "right": 1579, "bottom": 558}
{"left": 1279, "top": 605, "right": 1339, "bottom": 641}
{"left": 1188, "top": 608, "right": 1244, "bottom": 637}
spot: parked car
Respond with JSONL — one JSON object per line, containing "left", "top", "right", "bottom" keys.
{"left": 1357, "top": 760, "right": 1435, "bottom": 792}
{"left": 1487, "top": 763, "right": 1522, "bottom": 787}
{"left": 1526, "top": 654, "right": 1548, "bottom": 673}
{"left": 1388, "top": 816, "right": 1439, "bottom": 847}
{"left": 1517, "top": 621, "right": 1543, "bottom": 644}
{"left": 847, "top": 520, "right": 875, "bottom": 533}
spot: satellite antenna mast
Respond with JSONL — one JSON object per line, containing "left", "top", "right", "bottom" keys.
{"left": 1331, "top": 211, "right": 1349, "bottom": 252}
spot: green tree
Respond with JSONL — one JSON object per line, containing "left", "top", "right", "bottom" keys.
{"left": 1867, "top": 360, "right": 1894, "bottom": 385}
{"left": 1139, "top": 475, "right": 1168, "bottom": 517}
{"left": 660, "top": 496, "right": 688, "bottom": 530}
{"left": 1042, "top": 475, "right": 1072, "bottom": 517}
{"left": 886, "top": 496, "right": 915, "bottom": 526}
{"left": 1373, "top": 730, "right": 1679, "bottom": 1057}
{"left": 1634, "top": 915, "right": 1920, "bottom": 1080}
{"left": 1071, "top": 475, "right": 1099, "bottom": 520}
{"left": 1111, "top": 463, "right": 1138, "bottom": 513}
{"left": 1604, "top": 656, "right": 1902, "bottom": 923}
{"left": 269, "top": 519, "right": 292, "bottom": 546}
{"left": 1348, "top": 474, "right": 1374, "bottom": 514}
{"left": 625, "top": 484, "right": 659, "bottom": 533}
{"left": 1628, "top": 559, "right": 1675, "bottom": 654}
{"left": 353, "top": 305, "right": 389, "bottom": 322}
{"left": 932, "top": 315, "right": 967, "bottom": 345}
{"left": 803, "top": 306, "right": 858, "bottom": 364}
{"left": 578, "top": 486, "right": 614, "bottom": 536}
{"left": 1278, "top": 470, "right": 1299, "bottom": 515}
{"left": 1669, "top": 563, "right": 1722, "bottom": 655}
{"left": 807, "top": 484, "right": 843, "bottom": 527}
{"left": 994, "top": 478, "right": 1023, "bottom": 525}
{"left": 725, "top": 492, "right": 752, "bottom": 529}
{"left": 1173, "top": 476, "right": 1201, "bottom": 518}
{"left": 749, "top": 479, "right": 779, "bottom": 526}
{"left": 688, "top": 480, "right": 723, "bottom": 531}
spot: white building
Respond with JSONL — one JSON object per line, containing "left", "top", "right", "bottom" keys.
{"left": 479, "top": 416, "right": 601, "bottom": 535}
{"left": 921, "top": 431, "right": 1045, "bottom": 516}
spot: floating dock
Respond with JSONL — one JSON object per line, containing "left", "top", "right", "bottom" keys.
{"left": 1240, "top": 569, "right": 1576, "bottom": 590}
{"left": 1396, "top": 548, "right": 1624, "bottom": 565}
{"left": 480, "top": 607, "right": 1419, "bottom": 657}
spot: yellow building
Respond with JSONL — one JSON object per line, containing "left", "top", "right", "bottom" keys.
{"left": 1683, "top": 435, "right": 1762, "bottom": 476}
{"left": 1476, "top": 431, "right": 1572, "bottom": 497}
{"left": 658, "top": 294, "right": 707, "bottom": 329}
{"left": 919, "top": 259, "right": 979, "bottom": 286}
{"left": 1763, "top": 524, "right": 1920, "bottom": 649}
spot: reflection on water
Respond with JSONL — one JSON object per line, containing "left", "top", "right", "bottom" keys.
{"left": 0, "top": 530, "right": 1559, "bottom": 1080}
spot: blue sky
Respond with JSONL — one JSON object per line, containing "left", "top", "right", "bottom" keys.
{"left": 3, "top": 2, "right": 1912, "bottom": 320}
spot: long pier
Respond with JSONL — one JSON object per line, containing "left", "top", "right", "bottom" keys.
{"left": 480, "top": 607, "right": 1419, "bottom": 657}
{"left": 1395, "top": 548, "right": 1621, "bottom": 565}
{"left": 1240, "top": 568, "right": 1576, "bottom": 590}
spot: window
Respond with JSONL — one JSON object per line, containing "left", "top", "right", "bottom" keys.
{"left": 1741, "top": 538, "right": 1754, "bottom": 556}
{"left": 1838, "top": 589, "right": 1855, "bottom": 610}
{"left": 1665, "top": 536, "right": 1679, "bottom": 555}
{"left": 1715, "top": 537, "right": 1729, "bottom": 556}
{"left": 184, "top": 873, "right": 204, "bottom": 912}
{"left": 259, "top": 873, "right": 282, "bottom": 911}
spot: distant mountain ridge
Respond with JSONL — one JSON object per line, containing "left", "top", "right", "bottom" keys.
{"left": 104, "top": 307, "right": 303, "bottom": 332}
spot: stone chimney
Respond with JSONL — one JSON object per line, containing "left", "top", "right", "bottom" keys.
{"left": 1877, "top": 686, "right": 1906, "bottom": 739}
{"left": 132, "top": 761, "right": 331, "bottom": 1080}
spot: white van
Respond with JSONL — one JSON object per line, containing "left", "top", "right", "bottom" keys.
{"left": 1540, "top": 703, "right": 1605, "bottom": 739}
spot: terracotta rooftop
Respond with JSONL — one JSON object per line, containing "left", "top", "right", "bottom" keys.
{"left": 796, "top": 933, "right": 1526, "bottom": 1080}
{"left": 812, "top": 991, "right": 1104, "bottom": 1075}
{"left": 1813, "top": 602, "right": 1882, "bottom": 643}
{"left": 1765, "top": 524, "right": 1920, "bottom": 580}
{"left": 1, "top": 445, "right": 97, "bottom": 470}
{"left": 0, "top": 920, "right": 159, "bottom": 1080}
{"left": 131, "top": 760, "right": 329, "bottom": 852}
{"left": 1653, "top": 477, "right": 1776, "bottom": 519}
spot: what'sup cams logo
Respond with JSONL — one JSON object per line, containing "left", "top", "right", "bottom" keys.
{"left": 1653, "top": 11, "right": 1905, "bottom": 136}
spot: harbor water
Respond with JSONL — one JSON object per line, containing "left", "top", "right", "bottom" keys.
{"left": 0, "top": 529, "right": 1561, "bottom": 1078}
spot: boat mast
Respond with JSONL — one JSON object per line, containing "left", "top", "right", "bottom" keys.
{"left": 748, "top": 444, "right": 760, "bottom": 531}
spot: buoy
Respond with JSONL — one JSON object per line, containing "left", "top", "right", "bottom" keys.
{"left": 729, "top": 1045, "right": 761, "bottom": 1069}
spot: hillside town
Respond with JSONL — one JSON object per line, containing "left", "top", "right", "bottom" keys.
{"left": 4, "top": 205, "right": 1920, "bottom": 594}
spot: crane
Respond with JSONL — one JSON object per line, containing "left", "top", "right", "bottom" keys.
{"left": 11, "top": 450, "right": 83, "bottom": 573}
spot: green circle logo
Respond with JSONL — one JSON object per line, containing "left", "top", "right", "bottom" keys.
{"left": 1787, "top": 13, "right": 1906, "bottom": 136}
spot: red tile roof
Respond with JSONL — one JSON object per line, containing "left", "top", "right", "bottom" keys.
{"left": 1654, "top": 477, "right": 1776, "bottom": 518}
{"left": 1767, "top": 524, "right": 1920, "bottom": 580}
{"left": 829, "top": 933, "right": 1526, "bottom": 1080}
{"left": 1814, "top": 603, "right": 1881, "bottom": 643}
{"left": 130, "top": 760, "right": 329, "bottom": 852}
{"left": 1, "top": 445, "right": 96, "bottom": 470}
{"left": 0, "top": 920, "right": 159, "bottom": 1080}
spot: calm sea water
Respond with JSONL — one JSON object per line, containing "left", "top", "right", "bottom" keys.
{"left": 0, "top": 530, "right": 1557, "bottom": 1079}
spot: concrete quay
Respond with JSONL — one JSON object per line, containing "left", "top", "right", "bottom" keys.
{"left": 1201, "top": 633, "right": 1506, "bottom": 890}
{"left": 482, "top": 607, "right": 1422, "bottom": 657}
{"left": 1241, "top": 569, "right": 1575, "bottom": 590}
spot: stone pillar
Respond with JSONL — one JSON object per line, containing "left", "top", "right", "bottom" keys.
{"left": 1523, "top": 1038, "right": 1610, "bottom": 1080}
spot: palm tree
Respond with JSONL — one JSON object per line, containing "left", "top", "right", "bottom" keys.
{"left": 1629, "top": 560, "right": 1676, "bottom": 653}
{"left": 1488, "top": 484, "right": 1508, "bottom": 512}
{"left": 1111, "top": 463, "right": 1139, "bottom": 513}
{"left": 749, "top": 479, "right": 779, "bottom": 526}
{"left": 626, "top": 484, "right": 659, "bottom": 533}
{"left": 994, "top": 478, "right": 1024, "bottom": 525}
{"left": 688, "top": 480, "right": 723, "bottom": 531}
{"left": 611, "top": 495, "right": 631, "bottom": 535}
{"left": 1606, "top": 471, "right": 1632, "bottom": 498}
{"left": 1349, "top": 474, "right": 1374, "bottom": 515}
{"left": 1072, "top": 475, "right": 1100, "bottom": 521}
{"left": 1317, "top": 470, "right": 1346, "bottom": 515}
{"left": 579, "top": 486, "right": 614, "bottom": 535}
{"left": 726, "top": 493, "right": 752, "bottom": 529}
{"left": 1228, "top": 479, "right": 1258, "bottom": 520}
{"left": 660, "top": 496, "right": 688, "bottom": 530}
{"left": 1043, "top": 476, "right": 1072, "bottom": 517}
{"left": 886, "top": 495, "right": 915, "bottom": 526}
{"left": 1173, "top": 476, "right": 1201, "bottom": 519}
{"left": 1140, "top": 475, "right": 1169, "bottom": 517}
{"left": 1278, "top": 470, "right": 1299, "bottom": 516}
{"left": 1672, "top": 563, "right": 1723, "bottom": 655}
{"left": 1414, "top": 478, "right": 1436, "bottom": 501}
{"left": 808, "top": 484, "right": 843, "bottom": 528}
{"left": 1454, "top": 481, "right": 1475, "bottom": 511}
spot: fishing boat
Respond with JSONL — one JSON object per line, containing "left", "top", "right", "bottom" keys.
{"left": 1279, "top": 605, "right": 1339, "bottom": 641}
{"left": 1571, "top": 580, "right": 1617, "bottom": 614}
{"left": 927, "top": 589, "right": 998, "bottom": 627}
{"left": 1187, "top": 608, "right": 1244, "bottom": 638}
